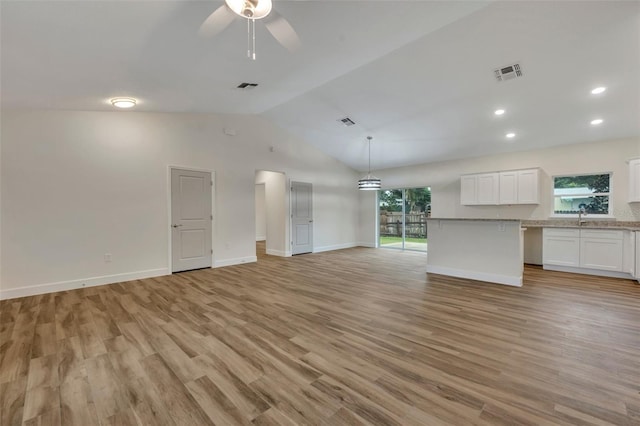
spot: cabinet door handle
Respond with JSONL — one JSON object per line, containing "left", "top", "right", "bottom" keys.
{"left": 172, "top": 224, "right": 183, "bottom": 228}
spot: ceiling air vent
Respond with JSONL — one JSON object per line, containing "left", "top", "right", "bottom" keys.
{"left": 494, "top": 63, "right": 523, "bottom": 82}
{"left": 237, "top": 82, "right": 258, "bottom": 89}
{"left": 338, "top": 117, "right": 356, "bottom": 127}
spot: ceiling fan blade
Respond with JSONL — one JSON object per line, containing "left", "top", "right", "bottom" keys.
{"left": 264, "top": 11, "right": 301, "bottom": 52}
{"left": 199, "top": 5, "right": 235, "bottom": 38}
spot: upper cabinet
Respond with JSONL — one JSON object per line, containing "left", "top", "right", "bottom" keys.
{"left": 629, "top": 158, "right": 640, "bottom": 202}
{"left": 462, "top": 168, "right": 539, "bottom": 206}
{"left": 461, "top": 172, "right": 499, "bottom": 205}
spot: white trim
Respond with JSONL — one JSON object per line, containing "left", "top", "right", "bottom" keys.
{"left": 358, "top": 242, "right": 376, "bottom": 248}
{"left": 426, "top": 265, "right": 523, "bottom": 287}
{"left": 266, "top": 249, "right": 287, "bottom": 257}
{"left": 543, "top": 264, "right": 633, "bottom": 279}
{"left": 0, "top": 268, "right": 170, "bottom": 300}
{"left": 256, "top": 235, "right": 266, "bottom": 241}
{"left": 213, "top": 256, "right": 257, "bottom": 268}
{"left": 314, "top": 242, "right": 360, "bottom": 253}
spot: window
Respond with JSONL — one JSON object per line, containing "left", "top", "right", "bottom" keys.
{"left": 378, "top": 187, "right": 431, "bottom": 252}
{"left": 552, "top": 173, "right": 611, "bottom": 216}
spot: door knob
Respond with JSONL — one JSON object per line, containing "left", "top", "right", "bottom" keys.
{"left": 172, "top": 224, "right": 183, "bottom": 228}
{"left": 309, "top": 220, "right": 313, "bottom": 223}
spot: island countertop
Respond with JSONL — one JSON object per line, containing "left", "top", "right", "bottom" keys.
{"left": 427, "top": 218, "right": 521, "bottom": 222}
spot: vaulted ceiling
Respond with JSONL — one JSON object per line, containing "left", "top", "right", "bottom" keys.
{"left": 2, "top": 1, "right": 639, "bottom": 171}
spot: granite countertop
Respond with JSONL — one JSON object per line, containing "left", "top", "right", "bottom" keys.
{"left": 522, "top": 220, "right": 640, "bottom": 231}
{"left": 425, "top": 218, "right": 640, "bottom": 230}
{"left": 426, "top": 218, "right": 521, "bottom": 222}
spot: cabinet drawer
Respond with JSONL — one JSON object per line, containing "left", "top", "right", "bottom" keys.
{"left": 580, "top": 229, "right": 623, "bottom": 240}
{"left": 543, "top": 228, "right": 580, "bottom": 238}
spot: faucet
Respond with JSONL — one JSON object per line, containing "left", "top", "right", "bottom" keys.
{"left": 578, "top": 207, "right": 587, "bottom": 226}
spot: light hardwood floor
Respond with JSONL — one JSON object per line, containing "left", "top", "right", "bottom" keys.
{"left": 1, "top": 243, "right": 639, "bottom": 425}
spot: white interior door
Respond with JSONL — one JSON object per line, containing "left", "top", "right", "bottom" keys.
{"left": 291, "top": 181, "right": 313, "bottom": 255}
{"left": 171, "top": 168, "right": 212, "bottom": 272}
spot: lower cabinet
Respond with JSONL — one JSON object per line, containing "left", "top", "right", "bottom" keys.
{"left": 542, "top": 228, "right": 580, "bottom": 267}
{"left": 543, "top": 228, "right": 625, "bottom": 273}
{"left": 580, "top": 238, "right": 623, "bottom": 271}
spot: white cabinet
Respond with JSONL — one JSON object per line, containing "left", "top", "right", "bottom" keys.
{"left": 498, "top": 171, "right": 518, "bottom": 204}
{"left": 460, "top": 175, "right": 478, "bottom": 205}
{"left": 543, "top": 228, "right": 580, "bottom": 267}
{"left": 578, "top": 229, "right": 623, "bottom": 272}
{"left": 622, "top": 230, "right": 635, "bottom": 276}
{"left": 462, "top": 168, "right": 538, "bottom": 205}
{"left": 543, "top": 228, "right": 625, "bottom": 273}
{"left": 477, "top": 173, "right": 500, "bottom": 204}
{"left": 636, "top": 232, "right": 640, "bottom": 281}
{"left": 460, "top": 173, "right": 499, "bottom": 205}
{"left": 499, "top": 169, "right": 539, "bottom": 204}
{"left": 517, "top": 169, "right": 540, "bottom": 204}
{"left": 629, "top": 158, "right": 640, "bottom": 202}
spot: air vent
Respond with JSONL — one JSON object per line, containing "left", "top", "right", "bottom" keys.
{"left": 494, "top": 63, "right": 523, "bottom": 82}
{"left": 338, "top": 117, "right": 356, "bottom": 127}
{"left": 237, "top": 82, "right": 258, "bottom": 89}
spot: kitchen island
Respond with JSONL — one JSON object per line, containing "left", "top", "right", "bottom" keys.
{"left": 426, "top": 218, "right": 524, "bottom": 286}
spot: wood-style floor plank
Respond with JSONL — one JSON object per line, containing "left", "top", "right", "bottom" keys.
{"left": 1, "top": 242, "right": 639, "bottom": 425}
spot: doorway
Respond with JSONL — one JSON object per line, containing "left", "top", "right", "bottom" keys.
{"left": 379, "top": 187, "right": 430, "bottom": 252}
{"left": 255, "top": 170, "right": 287, "bottom": 257}
{"left": 170, "top": 168, "right": 213, "bottom": 272}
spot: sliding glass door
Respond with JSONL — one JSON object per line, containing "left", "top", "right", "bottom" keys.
{"left": 379, "top": 187, "right": 430, "bottom": 251}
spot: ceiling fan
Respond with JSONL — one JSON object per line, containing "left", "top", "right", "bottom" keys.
{"left": 199, "top": 0, "right": 301, "bottom": 60}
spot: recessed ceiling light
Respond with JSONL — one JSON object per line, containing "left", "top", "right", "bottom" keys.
{"left": 591, "top": 87, "right": 606, "bottom": 95}
{"left": 590, "top": 118, "right": 604, "bottom": 125}
{"left": 505, "top": 132, "right": 516, "bottom": 139}
{"left": 494, "top": 109, "right": 505, "bottom": 116}
{"left": 110, "top": 98, "right": 137, "bottom": 108}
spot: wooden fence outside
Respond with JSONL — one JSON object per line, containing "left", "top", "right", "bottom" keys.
{"left": 380, "top": 212, "right": 429, "bottom": 238}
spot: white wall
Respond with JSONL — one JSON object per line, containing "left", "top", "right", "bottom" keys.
{"left": 254, "top": 183, "right": 266, "bottom": 241}
{"left": 372, "top": 137, "right": 640, "bottom": 219}
{"left": 358, "top": 191, "right": 377, "bottom": 247}
{"left": 0, "top": 110, "right": 361, "bottom": 298}
{"left": 360, "top": 137, "right": 640, "bottom": 253}
{"left": 255, "top": 170, "right": 287, "bottom": 255}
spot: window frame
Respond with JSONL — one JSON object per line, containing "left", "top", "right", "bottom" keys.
{"left": 550, "top": 172, "right": 613, "bottom": 218}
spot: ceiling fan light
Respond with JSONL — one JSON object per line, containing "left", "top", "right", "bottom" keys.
{"left": 225, "top": 0, "right": 272, "bottom": 19}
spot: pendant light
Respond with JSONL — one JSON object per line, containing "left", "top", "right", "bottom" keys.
{"left": 358, "top": 136, "right": 381, "bottom": 190}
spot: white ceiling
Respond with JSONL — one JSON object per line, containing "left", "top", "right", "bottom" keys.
{"left": 2, "top": 1, "right": 639, "bottom": 171}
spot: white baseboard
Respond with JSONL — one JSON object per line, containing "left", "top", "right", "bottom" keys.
{"left": 543, "top": 264, "right": 634, "bottom": 280}
{"left": 214, "top": 256, "right": 257, "bottom": 268}
{"left": 357, "top": 242, "right": 376, "bottom": 248}
{"left": 426, "top": 265, "right": 522, "bottom": 287}
{"left": 256, "top": 236, "right": 266, "bottom": 241}
{"left": 266, "top": 249, "right": 287, "bottom": 257}
{"left": 314, "top": 242, "right": 359, "bottom": 253}
{"left": 0, "top": 268, "right": 170, "bottom": 300}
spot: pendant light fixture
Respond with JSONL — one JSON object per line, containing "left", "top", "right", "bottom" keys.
{"left": 358, "top": 136, "right": 381, "bottom": 190}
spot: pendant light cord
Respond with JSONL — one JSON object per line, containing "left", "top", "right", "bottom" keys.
{"left": 247, "top": 18, "right": 256, "bottom": 60}
{"left": 367, "top": 136, "right": 373, "bottom": 176}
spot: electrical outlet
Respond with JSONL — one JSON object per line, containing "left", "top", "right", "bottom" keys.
{"left": 104, "top": 253, "right": 112, "bottom": 262}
